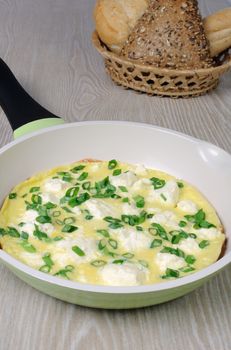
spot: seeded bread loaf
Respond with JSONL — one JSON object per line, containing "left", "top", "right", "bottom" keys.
{"left": 121, "top": 0, "right": 214, "bottom": 70}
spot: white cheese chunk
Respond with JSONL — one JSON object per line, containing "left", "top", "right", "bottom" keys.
{"left": 148, "top": 180, "right": 179, "bottom": 207}
{"left": 20, "top": 223, "right": 35, "bottom": 236}
{"left": 122, "top": 203, "right": 140, "bottom": 216}
{"left": 150, "top": 211, "right": 179, "bottom": 230}
{"left": 131, "top": 178, "right": 152, "bottom": 192}
{"left": 41, "top": 193, "right": 60, "bottom": 205}
{"left": 100, "top": 263, "right": 147, "bottom": 286}
{"left": 110, "top": 171, "right": 137, "bottom": 188}
{"left": 177, "top": 238, "right": 200, "bottom": 254}
{"left": 115, "top": 228, "right": 152, "bottom": 251}
{"left": 39, "top": 223, "right": 54, "bottom": 236}
{"left": 72, "top": 207, "right": 82, "bottom": 215}
{"left": 54, "top": 236, "right": 98, "bottom": 263}
{"left": 156, "top": 252, "right": 185, "bottom": 273}
{"left": 84, "top": 199, "right": 115, "bottom": 219}
{"left": 177, "top": 200, "right": 198, "bottom": 214}
{"left": 22, "top": 209, "right": 38, "bottom": 223}
{"left": 44, "top": 178, "right": 66, "bottom": 193}
{"left": 194, "top": 227, "right": 222, "bottom": 240}
{"left": 134, "top": 164, "right": 148, "bottom": 176}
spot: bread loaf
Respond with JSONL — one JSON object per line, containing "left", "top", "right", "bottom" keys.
{"left": 94, "top": 0, "right": 148, "bottom": 53}
{"left": 121, "top": 0, "right": 214, "bottom": 69}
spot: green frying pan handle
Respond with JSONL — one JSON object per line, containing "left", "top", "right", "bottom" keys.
{"left": 0, "top": 58, "right": 64, "bottom": 138}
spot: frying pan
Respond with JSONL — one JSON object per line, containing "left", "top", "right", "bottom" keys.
{"left": 0, "top": 58, "right": 230, "bottom": 309}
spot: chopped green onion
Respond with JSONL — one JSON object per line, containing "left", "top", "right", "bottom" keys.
{"left": 110, "top": 194, "right": 121, "bottom": 199}
{"left": 62, "top": 225, "right": 78, "bottom": 233}
{"left": 150, "top": 177, "right": 166, "bottom": 190}
{"left": 171, "top": 231, "right": 188, "bottom": 244}
{"left": 113, "top": 169, "right": 122, "bottom": 176}
{"left": 104, "top": 216, "right": 124, "bottom": 229}
{"left": 108, "top": 159, "right": 118, "bottom": 170}
{"left": 52, "top": 210, "right": 61, "bottom": 217}
{"left": 97, "top": 229, "right": 110, "bottom": 238}
{"left": 121, "top": 211, "right": 147, "bottom": 227}
{"left": 8, "top": 227, "right": 20, "bottom": 238}
{"left": 62, "top": 206, "right": 73, "bottom": 213}
{"left": 85, "top": 214, "right": 94, "bottom": 220}
{"left": 139, "top": 260, "right": 149, "bottom": 268}
{"left": 36, "top": 215, "right": 51, "bottom": 224}
{"left": 33, "top": 226, "right": 48, "bottom": 240}
{"left": 0, "top": 228, "right": 7, "bottom": 236}
{"left": 134, "top": 195, "right": 145, "bottom": 208}
{"left": 39, "top": 265, "right": 51, "bottom": 273}
{"left": 160, "top": 246, "right": 185, "bottom": 258}
{"left": 82, "top": 181, "right": 91, "bottom": 190}
{"left": 112, "top": 259, "right": 125, "bottom": 265}
{"left": 21, "top": 231, "right": 29, "bottom": 240}
{"left": 42, "top": 253, "right": 54, "bottom": 268}
{"left": 98, "top": 239, "right": 107, "bottom": 251}
{"left": 68, "top": 192, "right": 90, "bottom": 207}
{"left": 53, "top": 236, "right": 63, "bottom": 241}
{"left": 57, "top": 172, "right": 73, "bottom": 183}
{"left": 136, "top": 226, "right": 143, "bottom": 231}
{"left": 9, "top": 193, "right": 17, "bottom": 199}
{"left": 199, "top": 240, "right": 210, "bottom": 249}
{"left": 44, "top": 202, "right": 57, "bottom": 209}
{"left": 55, "top": 219, "right": 63, "bottom": 226}
{"left": 78, "top": 172, "right": 88, "bottom": 181}
{"left": 119, "top": 186, "right": 128, "bottom": 192}
{"left": 71, "top": 165, "right": 86, "bottom": 173}
{"left": 54, "top": 265, "right": 74, "bottom": 279}
{"left": 180, "top": 266, "right": 195, "bottom": 273}
{"left": 185, "top": 255, "right": 196, "bottom": 265}
{"left": 161, "top": 268, "right": 180, "bottom": 279}
{"left": 122, "top": 253, "right": 134, "bottom": 259}
{"left": 29, "top": 187, "right": 40, "bottom": 193}
{"left": 108, "top": 239, "right": 118, "bottom": 249}
{"left": 122, "top": 197, "right": 130, "bottom": 203}
{"left": 147, "top": 213, "right": 154, "bottom": 219}
{"left": 20, "top": 241, "right": 36, "bottom": 253}
{"left": 179, "top": 221, "right": 187, "bottom": 228}
{"left": 151, "top": 223, "right": 168, "bottom": 240}
{"left": 63, "top": 217, "right": 75, "bottom": 225}
{"left": 150, "top": 239, "right": 162, "bottom": 248}
{"left": 72, "top": 245, "right": 85, "bottom": 256}
{"left": 65, "top": 187, "right": 80, "bottom": 199}
{"left": 177, "top": 182, "right": 184, "bottom": 188}
{"left": 91, "top": 260, "right": 107, "bottom": 267}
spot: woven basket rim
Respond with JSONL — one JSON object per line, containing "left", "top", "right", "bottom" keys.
{"left": 92, "top": 31, "right": 231, "bottom": 76}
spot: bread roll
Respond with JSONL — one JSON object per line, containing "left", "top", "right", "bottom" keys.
{"left": 121, "top": 0, "right": 213, "bottom": 70}
{"left": 204, "top": 8, "right": 231, "bottom": 34}
{"left": 94, "top": 0, "right": 148, "bottom": 53}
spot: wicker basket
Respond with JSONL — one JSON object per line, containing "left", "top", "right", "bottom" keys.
{"left": 92, "top": 31, "right": 231, "bottom": 98}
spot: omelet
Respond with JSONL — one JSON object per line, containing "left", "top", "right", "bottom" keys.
{"left": 0, "top": 160, "right": 226, "bottom": 286}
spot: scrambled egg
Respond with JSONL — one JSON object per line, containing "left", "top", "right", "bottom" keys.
{"left": 0, "top": 160, "right": 225, "bottom": 286}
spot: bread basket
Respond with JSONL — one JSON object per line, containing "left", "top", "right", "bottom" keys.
{"left": 92, "top": 31, "right": 231, "bottom": 98}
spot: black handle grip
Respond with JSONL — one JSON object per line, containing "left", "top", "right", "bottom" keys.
{"left": 0, "top": 58, "right": 61, "bottom": 131}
